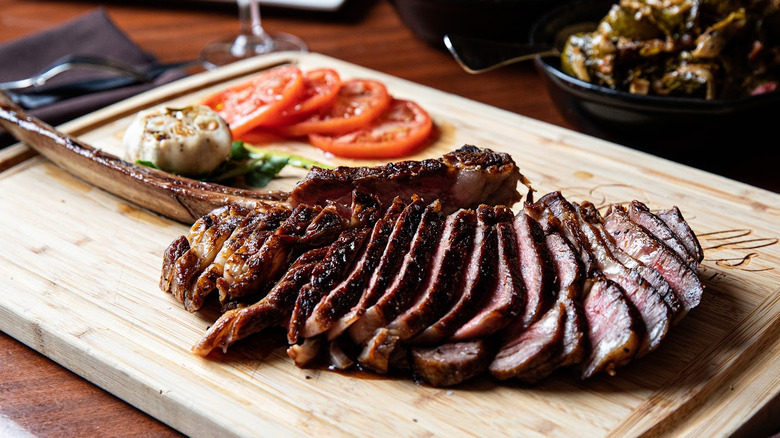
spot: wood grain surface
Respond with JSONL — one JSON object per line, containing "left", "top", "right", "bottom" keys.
{"left": 0, "top": 1, "right": 778, "bottom": 437}
{"left": 1, "top": 52, "right": 779, "bottom": 437}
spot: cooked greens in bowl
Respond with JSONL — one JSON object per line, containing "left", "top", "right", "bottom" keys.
{"left": 559, "top": 0, "right": 780, "bottom": 100}
{"left": 529, "top": 0, "right": 780, "bottom": 190}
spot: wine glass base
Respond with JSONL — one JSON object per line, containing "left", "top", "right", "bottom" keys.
{"left": 201, "top": 32, "right": 307, "bottom": 69}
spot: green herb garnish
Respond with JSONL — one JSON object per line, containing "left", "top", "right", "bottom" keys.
{"left": 206, "top": 141, "right": 331, "bottom": 187}
{"left": 134, "top": 141, "right": 327, "bottom": 187}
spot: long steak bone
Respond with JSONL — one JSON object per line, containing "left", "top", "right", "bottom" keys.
{"left": 0, "top": 93, "right": 285, "bottom": 223}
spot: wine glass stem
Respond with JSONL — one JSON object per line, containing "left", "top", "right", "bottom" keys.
{"left": 238, "top": 0, "right": 265, "bottom": 37}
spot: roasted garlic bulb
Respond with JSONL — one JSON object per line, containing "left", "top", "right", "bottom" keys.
{"left": 123, "top": 105, "right": 233, "bottom": 176}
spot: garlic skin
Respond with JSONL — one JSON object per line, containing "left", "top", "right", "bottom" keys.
{"left": 123, "top": 105, "right": 233, "bottom": 176}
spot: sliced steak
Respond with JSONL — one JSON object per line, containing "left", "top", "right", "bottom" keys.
{"left": 186, "top": 206, "right": 291, "bottom": 311}
{"left": 328, "top": 339, "right": 355, "bottom": 370}
{"left": 288, "top": 145, "right": 526, "bottom": 213}
{"left": 604, "top": 205, "right": 703, "bottom": 313}
{"left": 164, "top": 204, "right": 258, "bottom": 311}
{"left": 218, "top": 204, "right": 347, "bottom": 305}
{"left": 356, "top": 327, "right": 403, "bottom": 373}
{"left": 450, "top": 206, "right": 525, "bottom": 340}
{"left": 525, "top": 201, "right": 589, "bottom": 367}
{"left": 190, "top": 247, "right": 327, "bottom": 356}
{"left": 215, "top": 208, "right": 291, "bottom": 289}
{"left": 160, "top": 235, "right": 190, "bottom": 297}
{"left": 524, "top": 201, "right": 558, "bottom": 234}
{"left": 537, "top": 194, "right": 671, "bottom": 356}
{"left": 489, "top": 232, "right": 585, "bottom": 383}
{"left": 571, "top": 204, "right": 672, "bottom": 356}
{"left": 577, "top": 202, "right": 682, "bottom": 319}
{"left": 411, "top": 339, "right": 494, "bottom": 387}
{"left": 350, "top": 201, "right": 446, "bottom": 345}
{"left": 385, "top": 209, "right": 477, "bottom": 336}
{"left": 544, "top": 232, "right": 587, "bottom": 370}
{"left": 326, "top": 196, "right": 428, "bottom": 339}
{"left": 501, "top": 211, "right": 555, "bottom": 338}
{"left": 580, "top": 279, "right": 642, "bottom": 378}
{"left": 627, "top": 201, "right": 698, "bottom": 269}
{"left": 287, "top": 337, "right": 322, "bottom": 368}
{"left": 411, "top": 205, "right": 497, "bottom": 345}
{"left": 302, "top": 198, "right": 406, "bottom": 338}
{"left": 287, "top": 228, "right": 371, "bottom": 344}
{"left": 657, "top": 206, "right": 704, "bottom": 263}
{"left": 357, "top": 209, "right": 476, "bottom": 371}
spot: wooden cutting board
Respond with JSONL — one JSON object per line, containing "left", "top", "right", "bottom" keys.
{"left": 0, "top": 52, "right": 778, "bottom": 438}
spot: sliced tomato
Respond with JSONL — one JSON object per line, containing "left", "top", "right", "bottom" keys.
{"left": 200, "top": 65, "right": 304, "bottom": 137}
{"left": 280, "top": 78, "right": 391, "bottom": 137}
{"left": 237, "top": 128, "right": 287, "bottom": 145}
{"left": 308, "top": 99, "right": 433, "bottom": 159}
{"left": 265, "top": 68, "right": 341, "bottom": 126}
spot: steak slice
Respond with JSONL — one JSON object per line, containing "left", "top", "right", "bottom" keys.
{"left": 288, "top": 145, "right": 527, "bottom": 213}
{"left": 160, "top": 236, "right": 190, "bottom": 297}
{"left": 501, "top": 211, "right": 555, "bottom": 338}
{"left": 190, "top": 247, "right": 327, "bottom": 356}
{"left": 656, "top": 206, "right": 704, "bottom": 264}
{"left": 287, "top": 227, "right": 371, "bottom": 345}
{"left": 215, "top": 208, "right": 291, "bottom": 289}
{"left": 523, "top": 202, "right": 587, "bottom": 367}
{"left": 581, "top": 279, "right": 642, "bottom": 378}
{"left": 604, "top": 205, "right": 703, "bottom": 313}
{"left": 327, "top": 196, "right": 427, "bottom": 339}
{"left": 537, "top": 194, "right": 671, "bottom": 356}
{"left": 356, "top": 328, "right": 403, "bottom": 374}
{"left": 302, "top": 198, "right": 406, "bottom": 339}
{"left": 627, "top": 201, "right": 698, "bottom": 269}
{"left": 536, "top": 192, "right": 596, "bottom": 274}
{"left": 450, "top": 206, "right": 525, "bottom": 341}
{"left": 489, "top": 232, "right": 585, "bottom": 383}
{"left": 489, "top": 302, "right": 566, "bottom": 382}
{"left": 411, "top": 339, "right": 494, "bottom": 387}
{"left": 350, "top": 201, "right": 446, "bottom": 345}
{"left": 411, "top": 205, "right": 497, "bottom": 345}
{"left": 544, "top": 232, "right": 587, "bottom": 370}
{"left": 577, "top": 202, "right": 682, "bottom": 320}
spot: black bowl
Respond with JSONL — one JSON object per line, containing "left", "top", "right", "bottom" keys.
{"left": 528, "top": 0, "right": 780, "bottom": 189}
{"left": 390, "top": 0, "right": 571, "bottom": 49}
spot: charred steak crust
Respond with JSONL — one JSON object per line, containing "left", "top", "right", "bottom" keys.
{"left": 160, "top": 149, "right": 704, "bottom": 387}
{"left": 288, "top": 145, "right": 526, "bottom": 213}
{"left": 303, "top": 198, "right": 407, "bottom": 339}
{"left": 411, "top": 205, "right": 497, "bottom": 345}
{"left": 288, "top": 228, "right": 371, "bottom": 345}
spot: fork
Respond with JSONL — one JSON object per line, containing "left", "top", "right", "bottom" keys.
{"left": 0, "top": 54, "right": 200, "bottom": 91}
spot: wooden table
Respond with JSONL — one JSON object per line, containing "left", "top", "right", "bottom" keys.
{"left": 0, "top": 1, "right": 777, "bottom": 437}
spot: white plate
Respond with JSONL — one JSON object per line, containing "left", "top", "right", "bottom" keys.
{"left": 198, "top": 0, "right": 346, "bottom": 11}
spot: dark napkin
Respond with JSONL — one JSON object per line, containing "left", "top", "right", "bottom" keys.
{"left": 0, "top": 7, "right": 188, "bottom": 148}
